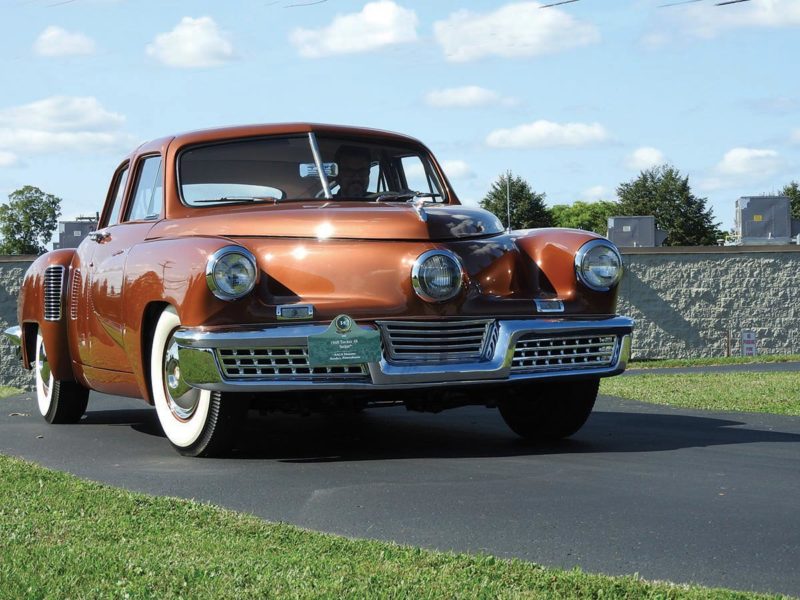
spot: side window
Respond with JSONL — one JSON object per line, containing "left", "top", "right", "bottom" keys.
{"left": 105, "top": 166, "right": 129, "bottom": 226}
{"left": 126, "top": 156, "right": 163, "bottom": 221}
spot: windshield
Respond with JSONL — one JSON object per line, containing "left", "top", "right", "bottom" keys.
{"left": 178, "top": 133, "right": 447, "bottom": 206}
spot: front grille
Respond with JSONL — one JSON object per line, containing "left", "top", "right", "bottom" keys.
{"left": 512, "top": 334, "right": 618, "bottom": 372}
{"left": 378, "top": 319, "right": 494, "bottom": 363}
{"left": 44, "top": 266, "right": 64, "bottom": 321}
{"left": 216, "top": 347, "right": 367, "bottom": 380}
{"left": 69, "top": 269, "right": 81, "bottom": 320}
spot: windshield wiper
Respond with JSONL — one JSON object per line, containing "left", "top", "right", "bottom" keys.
{"left": 193, "top": 196, "right": 279, "bottom": 204}
{"left": 373, "top": 191, "right": 442, "bottom": 202}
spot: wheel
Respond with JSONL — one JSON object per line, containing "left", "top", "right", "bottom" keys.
{"left": 34, "top": 333, "right": 89, "bottom": 424}
{"left": 150, "top": 306, "right": 243, "bottom": 457}
{"left": 498, "top": 379, "right": 599, "bottom": 440}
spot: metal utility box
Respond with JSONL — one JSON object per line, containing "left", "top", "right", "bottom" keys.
{"left": 607, "top": 216, "right": 667, "bottom": 247}
{"left": 735, "top": 196, "right": 791, "bottom": 245}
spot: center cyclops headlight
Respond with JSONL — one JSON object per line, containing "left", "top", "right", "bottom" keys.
{"left": 206, "top": 246, "right": 257, "bottom": 300}
{"left": 575, "top": 239, "right": 623, "bottom": 291}
{"left": 411, "top": 249, "right": 465, "bottom": 302}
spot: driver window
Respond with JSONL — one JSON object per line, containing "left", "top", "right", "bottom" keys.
{"left": 126, "top": 156, "right": 163, "bottom": 221}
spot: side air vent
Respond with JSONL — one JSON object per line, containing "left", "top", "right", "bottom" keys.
{"left": 44, "top": 265, "right": 65, "bottom": 321}
{"left": 70, "top": 269, "right": 82, "bottom": 320}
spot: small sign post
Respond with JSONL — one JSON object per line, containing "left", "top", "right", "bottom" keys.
{"left": 741, "top": 330, "right": 757, "bottom": 357}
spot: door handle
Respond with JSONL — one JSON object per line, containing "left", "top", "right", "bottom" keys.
{"left": 88, "top": 230, "right": 110, "bottom": 243}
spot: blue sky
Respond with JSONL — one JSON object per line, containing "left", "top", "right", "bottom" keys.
{"left": 0, "top": 0, "right": 798, "bottom": 232}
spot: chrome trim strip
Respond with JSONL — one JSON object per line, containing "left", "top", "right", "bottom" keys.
{"left": 174, "top": 317, "right": 633, "bottom": 391}
{"left": 276, "top": 304, "right": 315, "bottom": 321}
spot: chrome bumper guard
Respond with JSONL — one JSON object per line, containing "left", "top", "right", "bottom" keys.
{"left": 174, "top": 317, "right": 633, "bottom": 392}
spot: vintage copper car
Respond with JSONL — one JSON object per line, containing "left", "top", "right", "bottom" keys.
{"left": 5, "top": 123, "right": 633, "bottom": 456}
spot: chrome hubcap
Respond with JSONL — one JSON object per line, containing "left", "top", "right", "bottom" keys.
{"left": 163, "top": 335, "right": 200, "bottom": 420}
{"left": 37, "top": 339, "right": 52, "bottom": 397}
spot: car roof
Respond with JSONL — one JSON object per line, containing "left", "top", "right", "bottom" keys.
{"left": 166, "top": 122, "right": 425, "bottom": 151}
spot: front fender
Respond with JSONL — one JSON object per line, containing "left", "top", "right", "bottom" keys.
{"left": 513, "top": 228, "right": 620, "bottom": 314}
{"left": 18, "top": 249, "right": 77, "bottom": 380}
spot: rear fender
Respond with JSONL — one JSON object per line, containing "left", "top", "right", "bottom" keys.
{"left": 18, "top": 249, "right": 77, "bottom": 380}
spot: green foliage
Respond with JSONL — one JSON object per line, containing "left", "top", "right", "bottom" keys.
{"left": 0, "top": 186, "right": 62, "bottom": 255}
{"left": 480, "top": 171, "right": 553, "bottom": 230}
{"left": 0, "top": 455, "right": 778, "bottom": 599}
{"left": 550, "top": 200, "right": 620, "bottom": 236}
{"left": 616, "top": 165, "right": 721, "bottom": 246}
{"left": 781, "top": 181, "right": 800, "bottom": 220}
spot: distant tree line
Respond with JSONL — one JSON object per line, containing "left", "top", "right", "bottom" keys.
{"left": 481, "top": 165, "right": 800, "bottom": 247}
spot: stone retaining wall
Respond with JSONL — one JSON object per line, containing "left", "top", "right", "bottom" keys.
{"left": 618, "top": 246, "right": 800, "bottom": 359}
{"left": 0, "top": 256, "right": 35, "bottom": 390}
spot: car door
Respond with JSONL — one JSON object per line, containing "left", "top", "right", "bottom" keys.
{"left": 82, "top": 154, "right": 163, "bottom": 372}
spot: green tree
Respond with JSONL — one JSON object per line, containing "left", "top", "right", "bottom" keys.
{"left": 616, "top": 165, "right": 721, "bottom": 246}
{"left": 550, "top": 200, "right": 620, "bottom": 236}
{"left": 0, "top": 186, "right": 62, "bottom": 255}
{"left": 480, "top": 171, "right": 553, "bottom": 230}
{"left": 781, "top": 181, "right": 800, "bottom": 220}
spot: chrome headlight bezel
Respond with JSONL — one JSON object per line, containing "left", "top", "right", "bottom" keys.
{"left": 574, "top": 239, "right": 623, "bottom": 292}
{"left": 206, "top": 246, "right": 258, "bottom": 301}
{"left": 411, "top": 249, "right": 465, "bottom": 303}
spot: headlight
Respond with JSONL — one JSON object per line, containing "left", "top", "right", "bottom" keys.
{"left": 575, "top": 240, "right": 623, "bottom": 291}
{"left": 411, "top": 249, "right": 464, "bottom": 302}
{"left": 206, "top": 246, "right": 257, "bottom": 300}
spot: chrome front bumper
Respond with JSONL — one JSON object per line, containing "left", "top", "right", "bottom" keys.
{"left": 174, "top": 317, "right": 633, "bottom": 392}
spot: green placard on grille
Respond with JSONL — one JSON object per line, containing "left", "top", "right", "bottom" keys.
{"left": 307, "top": 315, "right": 382, "bottom": 367}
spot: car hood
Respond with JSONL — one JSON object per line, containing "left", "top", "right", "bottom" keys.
{"left": 152, "top": 202, "right": 505, "bottom": 241}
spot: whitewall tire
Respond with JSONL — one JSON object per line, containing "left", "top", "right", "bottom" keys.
{"left": 150, "top": 306, "right": 242, "bottom": 457}
{"left": 34, "top": 333, "right": 88, "bottom": 424}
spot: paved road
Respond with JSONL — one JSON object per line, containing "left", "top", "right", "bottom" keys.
{"left": 1, "top": 390, "right": 799, "bottom": 596}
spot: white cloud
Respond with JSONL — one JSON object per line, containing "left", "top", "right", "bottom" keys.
{"left": 0, "top": 151, "right": 18, "bottom": 167}
{"left": 667, "top": 0, "right": 800, "bottom": 38}
{"left": 581, "top": 185, "right": 609, "bottom": 202}
{"left": 486, "top": 120, "right": 608, "bottom": 149}
{"left": 625, "top": 147, "right": 666, "bottom": 171}
{"left": 0, "top": 96, "right": 135, "bottom": 155}
{"left": 716, "top": 148, "right": 781, "bottom": 177}
{"left": 34, "top": 26, "right": 95, "bottom": 57}
{"left": 433, "top": 2, "right": 599, "bottom": 62}
{"left": 290, "top": 1, "right": 418, "bottom": 58}
{"left": 791, "top": 129, "right": 800, "bottom": 144}
{"left": 440, "top": 160, "right": 475, "bottom": 180}
{"left": 424, "top": 86, "right": 516, "bottom": 108}
{"left": 698, "top": 147, "right": 783, "bottom": 192}
{"left": 147, "top": 17, "right": 234, "bottom": 68}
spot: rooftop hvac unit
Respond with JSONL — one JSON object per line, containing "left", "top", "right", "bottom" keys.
{"left": 606, "top": 216, "right": 668, "bottom": 247}
{"left": 735, "top": 196, "right": 791, "bottom": 245}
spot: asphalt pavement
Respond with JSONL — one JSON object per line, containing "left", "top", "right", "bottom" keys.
{"left": 1, "top": 387, "right": 799, "bottom": 596}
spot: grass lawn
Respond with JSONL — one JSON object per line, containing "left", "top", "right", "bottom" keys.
{"left": 628, "top": 355, "right": 800, "bottom": 369}
{"left": 601, "top": 371, "right": 800, "bottom": 416}
{"left": 0, "top": 386, "right": 22, "bottom": 399}
{"left": 0, "top": 454, "right": 785, "bottom": 600}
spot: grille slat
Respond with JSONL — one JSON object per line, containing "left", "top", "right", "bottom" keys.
{"left": 216, "top": 347, "right": 367, "bottom": 380}
{"left": 512, "top": 334, "right": 618, "bottom": 372}
{"left": 44, "top": 266, "right": 64, "bottom": 321}
{"left": 378, "top": 319, "right": 494, "bottom": 363}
